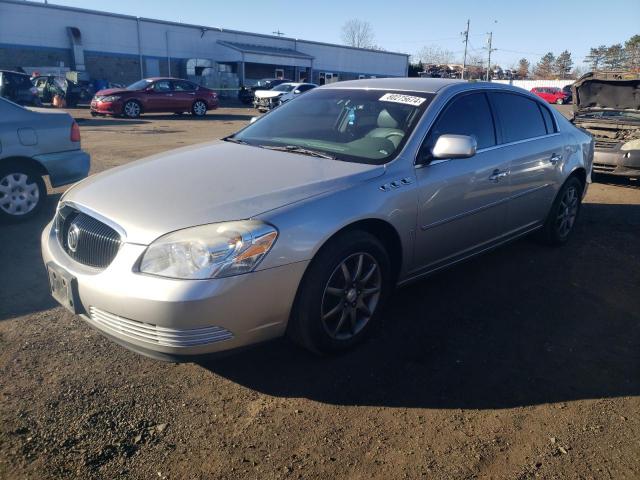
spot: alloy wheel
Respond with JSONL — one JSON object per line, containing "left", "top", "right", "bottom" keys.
{"left": 556, "top": 185, "right": 578, "bottom": 238}
{"left": 0, "top": 173, "right": 40, "bottom": 216}
{"left": 321, "top": 252, "right": 382, "bottom": 341}
{"left": 193, "top": 101, "right": 207, "bottom": 116}
{"left": 124, "top": 101, "right": 140, "bottom": 118}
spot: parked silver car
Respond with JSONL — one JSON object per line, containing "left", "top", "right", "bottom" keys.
{"left": 41, "top": 79, "right": 593, "bottom": 360}
{"left": 1, "top": 97, "right": 90, "bottom": 222}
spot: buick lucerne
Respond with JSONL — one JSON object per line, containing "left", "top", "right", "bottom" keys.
{"left": 42, "top": 78, "right": 593, "bottom": 360}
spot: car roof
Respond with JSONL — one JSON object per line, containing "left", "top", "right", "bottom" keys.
{"left": 320, "top": 77, "right": 463, "bottom": 93}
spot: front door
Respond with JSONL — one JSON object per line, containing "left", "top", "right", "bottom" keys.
{"left": 412, "top": 92, "right": 511, "bottom": 273}
{"left": 145, "top": 80, "right": 174, "bottom": 112}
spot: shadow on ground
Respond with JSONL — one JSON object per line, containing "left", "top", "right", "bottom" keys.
{"left": 0, "top": 194, "right": 60, "bottom": 320}
{"left": 592, "top": 173, "right": 640, "bottom": 190}
{"left": 199, "top": 202, "right": 640, "bottom": 410}
{"left": 75, "top": 118, "right": 149, "bottom": 127}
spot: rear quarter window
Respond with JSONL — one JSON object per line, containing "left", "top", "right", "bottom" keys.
{"left": 489, "top": 92, "right": 548, "bottom": 143}
{"left": 538, "top": 104, "right": 557, "bottom": 133}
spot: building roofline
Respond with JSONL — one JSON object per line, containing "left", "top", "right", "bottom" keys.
{"left": 1, "top": 0, "right": 410, "bottom": 58}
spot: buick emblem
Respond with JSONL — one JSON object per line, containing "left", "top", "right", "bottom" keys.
{"left": 67, "top": 224, "right": 80, "bottom": 253}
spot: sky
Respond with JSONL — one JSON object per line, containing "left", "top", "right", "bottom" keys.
{"left": 50, "top": 0, "right": 639, "bottom": 68}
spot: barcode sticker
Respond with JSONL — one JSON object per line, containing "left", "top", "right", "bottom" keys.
{"left": 379, "top": 93, "right": 426, "bottom": 106}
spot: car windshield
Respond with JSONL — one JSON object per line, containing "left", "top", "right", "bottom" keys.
{"left": 256, "top": 79, "right": 275, "bottom": 87}
{"left": 126, "top": 79, "right": 152, "bottom": 90}
{"left": 272, "top": 84, "right": 295, "bottom": 92}
{"left": 233, "top": 89, "right": 434, "bottom": 165}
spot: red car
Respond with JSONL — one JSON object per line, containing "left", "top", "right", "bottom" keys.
{"left": 90, "top": 77, "right": 218, "bottom": 118}
{"left": 530, "top": 86, "right": 569, "bottom": 105}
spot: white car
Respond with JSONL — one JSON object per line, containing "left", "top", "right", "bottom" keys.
{"left": 253, "top": 82, "right": 317, "bottom": 111}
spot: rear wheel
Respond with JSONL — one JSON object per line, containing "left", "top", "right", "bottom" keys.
{"left": 288, "top": 230, "right": 391, "bottom": 354}
{"left": 538, "top": 176, "right": 583, "bottom": 245}
{"left": 191, "top": 100, "right": 207, "bottom": 117}
{"left": 123, "top": 100, "right": 141, "bottom": 118}
{"left": 0, "top": 165, "right": 46, "bottom": 223}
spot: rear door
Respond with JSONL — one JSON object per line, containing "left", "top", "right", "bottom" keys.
{"left": 172, "top": 80, "right": 197, "bottom": 111}
{"left": 412, "top": 92, "right": 511, "bottom": 272}
{"left": 487, "top": 92, "right": 564, "bottom": 233}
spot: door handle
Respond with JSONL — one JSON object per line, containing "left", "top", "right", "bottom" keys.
{"left": 489, "top": 169, "right": 509, "bottom": 182}
{"left": 550, "top": 153, "right": 562, "bottom": 165}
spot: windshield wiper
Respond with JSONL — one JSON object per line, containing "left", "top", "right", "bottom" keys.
{"left": 260, "top": 145, "right": 336, "bottom": 160}
{"left": 223, "top": 136, "right": 250, "bottom": 145}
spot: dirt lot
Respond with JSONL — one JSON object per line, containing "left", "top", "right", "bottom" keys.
{"left": 1, "top": 105, "right": 639, "bottom": 480}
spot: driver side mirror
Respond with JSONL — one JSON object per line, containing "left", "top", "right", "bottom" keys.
{"left": 431, "top": 134, "right": 477, "bottom": 159}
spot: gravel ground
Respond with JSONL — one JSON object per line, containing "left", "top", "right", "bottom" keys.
{"left": 1, "top": 105, "right": 639, "bottom": 480}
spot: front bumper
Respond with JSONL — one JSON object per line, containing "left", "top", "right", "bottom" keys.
{"left": 33, "top": 149, "right": 90, "bottom": 188}
{"left": 41, "top": 220, "right": 308, "bottom": 360}
{"left": 593, "top": 147, "right": 640, "bottom": 177}
{"left": 90, "top": 100, "right": 122, "bottom": 115}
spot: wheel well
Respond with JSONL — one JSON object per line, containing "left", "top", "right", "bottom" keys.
{"left": 326, "top": 219, "right": 403, "bottom": 283}
{"left": 569, "top": 167, "right": 587, "bottom": 191}
{"left": 0, "top": 157, "right": 48, "bottom": 177}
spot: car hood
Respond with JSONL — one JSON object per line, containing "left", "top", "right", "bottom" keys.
{"left": 62, "top": 141, "right": 384, "bottom": 245}
{"left": 95, "top": 88, "right": 131, "bottom": 96}
{"left": 573, "top": 74, "right": 640, "bottom": 114}
{"left": 254, "top": 90, "right": 285, "bottom": 99}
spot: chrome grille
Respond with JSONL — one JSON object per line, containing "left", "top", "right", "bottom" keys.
{"left": 56, "top": 206, "right": 121, "bottom": 268}
{"left": 89, "top": 307, "right": 234, "bottom": 347}
{"left": 594, "top": 139, "right": 618, "bottom": 150}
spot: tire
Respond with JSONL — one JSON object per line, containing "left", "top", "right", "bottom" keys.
{"left": 538, "top": 176, "right": 583, "bottom": 245}
{"left": 288, "top": 230, "right": 392, "bottom": 354}
{"left": 556, "top": 98, "right": 564, "bottom": 105}
{"left": 191, "top": 100, "right": 207, "bottom": 117}
{"left": 122, "top": 100, "right": 141, "bottom": 118}
{"left": 0, "top": 164, "right": 46, "bottom": 223}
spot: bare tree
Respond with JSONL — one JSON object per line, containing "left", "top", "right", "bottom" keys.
{"left": 417, "top": 45, "right": 455, "bottom": 65}
{"left": 341, "top": 19, "right": 375, "bottom": 49}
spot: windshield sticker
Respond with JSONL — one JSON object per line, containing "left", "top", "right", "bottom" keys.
{"left": 379, "top": 93, "right": 426, "bottom": 106}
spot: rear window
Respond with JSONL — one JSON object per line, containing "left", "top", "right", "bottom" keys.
{"left": 489, "top": 92, "right": 547, "bottom": 143}
{"left": 539, "top": 104, "right": 556, "bottom": 133}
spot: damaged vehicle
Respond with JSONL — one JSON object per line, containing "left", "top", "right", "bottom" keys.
{"left": 572, "top": 73, "right": 640, "bottom": 178}
{"left": 253, "top": 82, "right": 317, "bottom": 111}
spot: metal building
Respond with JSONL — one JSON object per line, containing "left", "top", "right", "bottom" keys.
{"left": 0, "top": 0, "right": 409, "bottom": 90}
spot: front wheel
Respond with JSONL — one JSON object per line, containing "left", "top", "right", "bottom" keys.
{"left": 191, "top": 100, "right": 207, "bottom": 117}
{"left": 288, "top": 231, "right": 391, "bottom": 354}
{"left": 0, "top": 165, "right": 46, "bottom": 223}
{"left": 556, "top": 98, "right": 564, "bottom": 105}
{"left": 122, "top": 100, "right": 141, "bottom": 118}
{"left": 538, "top": 176, "right": 583, "bottom": 245}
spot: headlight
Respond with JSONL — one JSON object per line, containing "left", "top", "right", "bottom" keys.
{"left": 620, "top": 139, "right": 640, "bottom": 151}
{"left": 139, "top": 221, "right": 278, "bottom": 280}
{"left": 101, "top": 95, "right": 121, "bottom": 102}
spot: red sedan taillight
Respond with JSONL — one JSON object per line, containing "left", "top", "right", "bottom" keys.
{"left": 70, "top": 121, "right": 81, "bottom": 142}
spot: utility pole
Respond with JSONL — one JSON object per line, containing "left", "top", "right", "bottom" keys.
{"left": 485, "top": 31, "right": 497, "bottom": 81}
{"left": 461, "top": 19, "right": 470, "bottom": 80}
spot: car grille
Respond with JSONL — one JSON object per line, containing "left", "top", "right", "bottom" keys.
{"left": 593, "top": 163, "right": 617, "bottom": 173}
{"left": 88, "top": 307, "right": 234, "bottom": 347}
{"left": 594, "top": 139, "right": 619, "bottom": 150}
{"left": 55, "top": 205, "right": 122, "bottom": 268}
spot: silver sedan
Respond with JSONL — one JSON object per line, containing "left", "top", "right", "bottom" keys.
{"left": 0, "top": 98, "right": 90, "bottom": 222}
{"left": 41, "top": 78, "right": 593, "bottom": 360}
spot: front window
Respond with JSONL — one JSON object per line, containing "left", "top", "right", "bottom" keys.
{"left": 232, "top": 89, "right": 433, "bottom": 165}
{"left": 126, "top": 79, "right": 152, "bottom": 90}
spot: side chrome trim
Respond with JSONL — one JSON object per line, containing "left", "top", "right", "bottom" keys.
{"left": 420, "top": 183, "right": 551, "bottom": 231}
